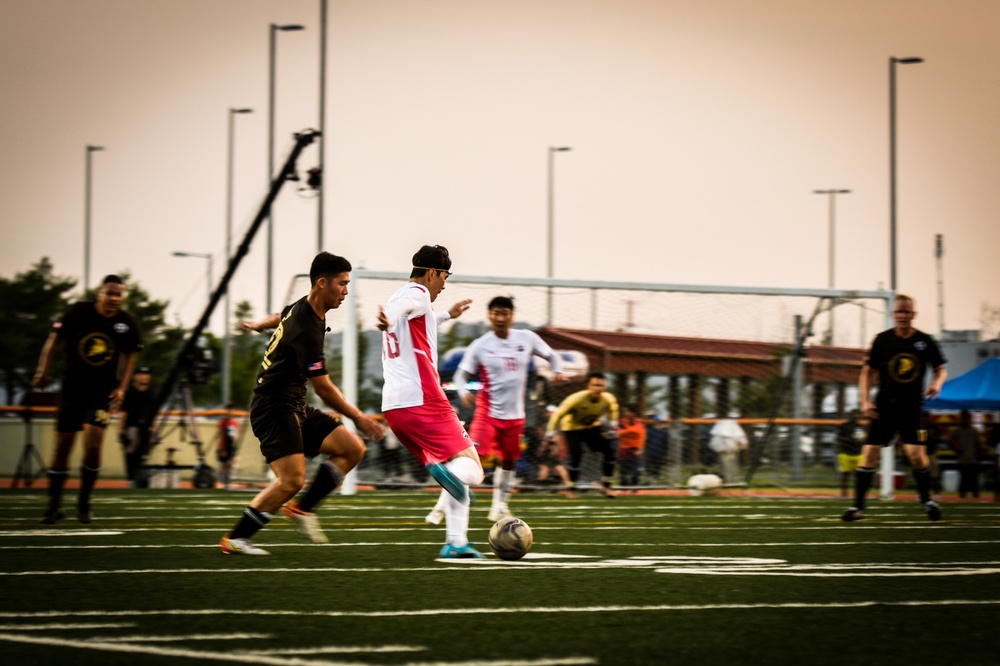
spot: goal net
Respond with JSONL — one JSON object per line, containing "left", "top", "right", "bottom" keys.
{"left": 319, "top": 271, "right": 891, "bottom": 494}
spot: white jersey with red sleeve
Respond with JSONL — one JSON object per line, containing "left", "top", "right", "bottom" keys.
{"left": 380, "top": 282, "right": 452, "bottom": 411}
{"left": 455, "top": 328, "right": 562, "bottom": 420}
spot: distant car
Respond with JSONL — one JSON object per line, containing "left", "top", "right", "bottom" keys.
{"left": 533, "top": 350, "right": 589, "bottom": 381}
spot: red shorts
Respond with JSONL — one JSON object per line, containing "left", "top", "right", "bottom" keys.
{"left": 383, "top": 400, "right": 472, "bottom": 466}
{"left": 470, "top": 414, "right": 524, "bottom": 462}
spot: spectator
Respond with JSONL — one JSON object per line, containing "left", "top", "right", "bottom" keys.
{"left": 380, "top": 428, "right": 406, "bottom": 482}
{"left": 215, "top": 403, "right": 239, "bottom": 489}
{"left": 709, "top": 414, "right": 748, "bottom": 484}
{"left": 531, "top": 425, "right": 574, "bottom": 496}
{"left": 617, "top": 405, "right": 646, "bottom": 489}
{"left": 920, "top": 411, "right": 944, "bottom": 497}
{"left": 948, "top": 409, "right": 982, "bottom": 500}
{"left": 835, "top": 409, "right": 866, "bottom": 497}
{"left": 988, "top": 421, "right": 1000, "bottom": 502}
{"left": 643, "top": 414, "right": 668, "bottom": 484}
{"left": 118, "top": 367, "right": 155, "bottom": 488}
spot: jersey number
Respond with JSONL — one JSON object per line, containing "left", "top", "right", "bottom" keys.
{"left": 260, "top": 321, "right": 285, "bottom": 370}
{"left": 504, "top": 357, "right": 518, "bottom": 372}
{"left": 384, "top": 332, "right": 401, "bottom": 359}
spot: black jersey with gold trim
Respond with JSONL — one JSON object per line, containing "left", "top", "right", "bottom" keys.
{"left": 55, "top": 301, "right": 141, "bottom": 394}
{"left": 866, "top": 328, "right": 945, "bottom": 405}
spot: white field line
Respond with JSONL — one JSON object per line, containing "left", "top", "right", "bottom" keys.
{"left": 4, "top": 537, "right": 1000, "bottom": 551}
{"left": 240, "top": 645, "right": 426, "bottom": 655}
{"left": 91, "top": 632, "right": 269, "bottom": 643}
{"left": 7, "top": 560, "right": 1000, "bottom": 576}
{"left": 2, "top": 600, "right": 1000, "bottom": 622}
{"left": 0, "top": 632, "right": 594, "bottom": 666}
{"left": 3, "top": 524, "right": 997, "bottom": 534}
{"left": 0, "top": 542, "right": 446, "bottom": 549}
{"left": 0, "top": 623, "right": 134, "bottom": 630}
{"left": 0, "top": 632, "right": 391, "bottom": 666}
{"left": 653, "top": 566, "right": 1000, "bottom": 577}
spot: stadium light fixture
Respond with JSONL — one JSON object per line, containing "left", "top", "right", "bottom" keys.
{"left": 266, "top": 23, "right": 307, "bottom": 315}
{"left": 84, "top": 145, "right": 105, "bottom": 293}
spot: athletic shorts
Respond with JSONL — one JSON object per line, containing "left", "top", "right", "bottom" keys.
{"left": 250, "top": 394, "right": 342, "bottom": 464}
{"left": 470, "top": 414, "right": 524, "bottom": 462}
{"left": 57, "top": 394, "right": 113, "bottom": 433}
{"left": 383, "top": 399, "right": 471, "bottom": 466}
{"left": 838, "top": 452, "right": 863, "bottom": 473}
{"left": 867, "top": 401, "right": 924, "bottom": 446}
{"left": 565, "top": 427, "right": 614, "bottom": 453}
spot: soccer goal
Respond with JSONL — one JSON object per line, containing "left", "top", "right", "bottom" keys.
{"left": 331, "top": 270, "right": 891, "bottom": 495}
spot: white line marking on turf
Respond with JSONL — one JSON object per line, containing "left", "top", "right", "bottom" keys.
{"left": 91, "top": 632, "right": 269, "bottom": 642}
{"left": 0, "top": 632, "right": 594, "bottom": 666}
{"left": 8, "top": 558, "right": 1000, "bottom": 575}
{"left": 0, "top": 633, "right": 381, "bottom": 666}
{"left": 4, "top": 539, "right": 999, "bottom": 552}
{"left": 0, "top": 623, "right": 135, "bottom": 631}
{"left": 240, "top": 645, "right": 426, "bottom": 655}
{"left": 2, "top": 600, "right": 1000, "bottom": 622}
{"left": 0, "top": 530, "right": 123, "bottom": 537}
{"left": 654, "top": 565, "right": 1000, "bottom": 577}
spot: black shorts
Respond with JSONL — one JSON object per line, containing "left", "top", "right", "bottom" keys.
{"left": 216, "top": 447, "right": 234, "bottom": 463}
{"left": 57, "top": 393, "right": 113, "bottom": 433}
{"left": 867, "top": 400, "right": 926, "bottom": 446}
{"left": 565, "top": 427, "right": 615, "bottom": 453}
{"left": 250, "top": 393, "right": 342, "bottom": 464}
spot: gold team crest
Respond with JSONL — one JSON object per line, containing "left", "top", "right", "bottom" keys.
{"left": 888, "top": 353, "right": 920, "bottom": 383}
{"left": 78, "top": 333, "right": 116, "bottom": 366}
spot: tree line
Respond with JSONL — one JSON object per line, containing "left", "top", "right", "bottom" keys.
{"left": 0, "top": 258, "right": 382, "bottom": 413}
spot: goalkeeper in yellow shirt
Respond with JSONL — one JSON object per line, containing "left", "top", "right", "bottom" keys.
{"left": 545, "top": 372, "right": 619, "bottom": 497}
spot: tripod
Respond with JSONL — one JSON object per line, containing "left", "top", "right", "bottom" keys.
{"left": 150, "top": 377, "right": 216, "bottom": 489}
{"left": 13, "top": 392, "right": 56, "bottom": 488}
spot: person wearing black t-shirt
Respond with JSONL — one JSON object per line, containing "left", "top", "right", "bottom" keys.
{"left": 842, "top": 294, "right": 947, "bottom": 523}
{"left": 32, "top": 275, "right": 142, "bottom": 524}
{"left": 117, "top": 367, "right": 156, "bottom": 487}
{"left": 220, "top": 252, "right": 385, "bottom": 555}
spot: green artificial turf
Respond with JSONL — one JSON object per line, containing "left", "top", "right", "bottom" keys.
{"left": 0, "top": 489, "right": 998, "bottom": 665}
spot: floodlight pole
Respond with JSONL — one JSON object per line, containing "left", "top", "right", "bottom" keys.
{"left": 546, "top": 146, "right": 571, "bottom": 326}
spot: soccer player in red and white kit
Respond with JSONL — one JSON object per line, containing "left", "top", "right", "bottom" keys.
{"left": 377, "top": 245, "right": 486, "bottom": 559}
{"left": 426, "top": 296, "right": 565, "bottom": 524}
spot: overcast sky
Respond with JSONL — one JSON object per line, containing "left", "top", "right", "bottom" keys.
{"left": 2, "top": 0, "right": 998, "bottom": 344}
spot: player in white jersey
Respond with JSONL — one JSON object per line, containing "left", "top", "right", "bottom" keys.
{"left": 377, "top": 245, "right": 486, "bottom": 559}
{"left": 427, "top": 296, "right": 565, "bottom": 523}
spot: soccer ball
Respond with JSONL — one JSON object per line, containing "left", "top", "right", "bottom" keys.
{"left": 488, "top": 516, "right": 533, "bottom": 561}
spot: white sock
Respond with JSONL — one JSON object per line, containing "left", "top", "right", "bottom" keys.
{"left": 432, "top": 489, "right": 447, "bottom": 513}
{"left": 443, "top": 454, "right": 484, "bottom": 546}
{"left": 443, "top": 489, "right": 469, "bottom": 547}
{"left": 493, "top": 468, "right": 512, "bottom": 508}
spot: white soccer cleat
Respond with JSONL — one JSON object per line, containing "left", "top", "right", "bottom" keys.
{"left": 282, "top": 503, "right": 329, "bottom": 543}
{"left": 487, "top": 506, "right": 511, "bottom": 522}
{"left": 219, "top": 534, "right": 270, "bottom": 555}
{"left": 425, "top": 508, "right": 445, "bottom": 525}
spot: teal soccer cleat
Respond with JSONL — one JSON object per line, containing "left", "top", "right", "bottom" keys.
{"left": 439, "top": 543, "right": 484, "bottom": 559}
